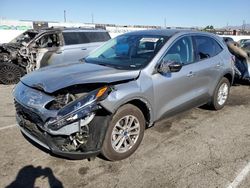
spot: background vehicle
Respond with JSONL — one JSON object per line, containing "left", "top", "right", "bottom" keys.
{"left": 238, "top": 39, "right": 250, "bottom": 47}
{"left": 13, "top": 30, "right": 234, "bottom": 161}
{"left": 226, "top": 41, "right": 250, "bottom": 82}
{"left": 0, "top": 28, "right": 110, "bottom": 84}
{"left": 223, "top": 37, "right": 234, "bottom": 43}
{"left": 241, "top": 40, "right": 250, "bottom": 54}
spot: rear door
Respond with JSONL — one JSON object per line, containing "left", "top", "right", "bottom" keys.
{"left": 192, "top": 35, "right": 224, "bottom": 94}
{"left": 62, "top": 31, "right": 111, "bottom": 64}
{"left": 61, "top": 31, "right": 88, "bottom": 64}
{"left": 30, "top": 32, "right": 63, "bottom": 69}
{"left": 77, "top": 31, "right": 110, "bottom": 57}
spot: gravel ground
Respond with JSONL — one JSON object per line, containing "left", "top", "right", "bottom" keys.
{"left": 0, "top": 84, "right": 250, "bottom": 188}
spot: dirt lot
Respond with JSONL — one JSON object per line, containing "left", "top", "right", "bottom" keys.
{"left": 0, "top": 84, "right": 250, "bottom": 188}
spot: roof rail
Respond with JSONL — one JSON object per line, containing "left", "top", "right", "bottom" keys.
{"left": 38, "top": 26, "right": 107, "bottom": 31}
{"left": 49, "top": 26, "right": 66, "bottom": 29}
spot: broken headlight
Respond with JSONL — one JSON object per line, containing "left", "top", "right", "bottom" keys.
{"left": 46, "top": 86, "right": 111, "bottom": 130}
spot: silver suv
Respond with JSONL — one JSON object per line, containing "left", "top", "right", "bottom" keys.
{"left": 13, "top": 30, "right": 234, "bottom": 161}
{"left": 0, "top": 28, "right": 110, "bottom": 84}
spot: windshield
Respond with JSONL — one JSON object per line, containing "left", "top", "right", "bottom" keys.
{"left": 85, "top": 35, "right": 168, "bottom": 70}
{"left": 10, "top": 31, "right": 38, "bottom": 44}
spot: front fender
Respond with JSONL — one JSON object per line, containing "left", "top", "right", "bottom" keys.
{"left": 100, "top": 80, "right": 154, "bottom": 125}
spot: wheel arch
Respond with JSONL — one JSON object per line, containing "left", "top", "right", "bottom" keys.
{"left": 124, "top": 98, "right": 153, "bottom": 128}
{"left": 223, "top": 72, "right": 234, "bottom": 85}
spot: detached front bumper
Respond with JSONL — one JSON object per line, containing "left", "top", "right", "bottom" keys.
{"left": 16, "top": 113, "right": 110, "bottom": 160}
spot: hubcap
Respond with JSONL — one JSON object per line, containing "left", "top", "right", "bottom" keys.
{"left": 217, "top": 83, "right": 229, "bottom": 106}
{"left": 111, "top": 115, "right": 140, "bottom": 153}
{"left": 0, "top": 64, "right": 22, "bottom": 84}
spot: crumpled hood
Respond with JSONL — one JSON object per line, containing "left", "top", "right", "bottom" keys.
{"left": 21, "top": 62, "right": 140, "bottom": 93}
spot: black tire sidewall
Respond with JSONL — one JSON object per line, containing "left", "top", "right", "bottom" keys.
{"left": 101, "top": 104, "right": 145, "bottom": 161}
{"left": 212, "top": 77, "right": 230, "bottom": 110}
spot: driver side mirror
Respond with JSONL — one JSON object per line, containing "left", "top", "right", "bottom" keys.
{"left": 158, "top": 60, "right": 182, "bottom": 74}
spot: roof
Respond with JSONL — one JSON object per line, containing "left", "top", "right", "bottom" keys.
{"left": 122, "top": 29, "right": 221, "bottom": 39}
{"left": 123, "top": 29, "right": 193, "bottom": 37}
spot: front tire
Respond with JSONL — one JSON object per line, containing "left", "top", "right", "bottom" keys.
{"left": 0, "top": 62, "right": 25, "bottom": 85}
{"left": 101, "top": 104, "right": 145, "bottom": 161}
{"left": 210, "top": 77, "right": 230, "bottom": 110}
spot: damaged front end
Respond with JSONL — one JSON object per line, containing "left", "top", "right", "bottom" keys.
{"left": 0, "top": 30, "right": 39, "bottom": 84}
{"left": 226, "top": 42, "right": 250, "bottom": 83}
{"left": 0, "top": 43, "right": 30, "bottom": 69}
{"left": 14, "top": 82, "right": 112, "bottom": 159}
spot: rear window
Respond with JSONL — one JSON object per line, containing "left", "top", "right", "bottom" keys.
{"left": 63, "top": 32, "right": 110, "bottom": 45}
{"left": 194, "top": 36, "right": 223, "bottom": 60}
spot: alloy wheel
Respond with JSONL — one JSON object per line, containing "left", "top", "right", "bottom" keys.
{"left": 111, "top": 115, "right": 140, "bottom": 153}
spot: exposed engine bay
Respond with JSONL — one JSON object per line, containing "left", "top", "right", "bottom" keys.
{"left": 14, "top": 82, "right": 112, "bottom": 159}
{"left": 43, "top": 85, "right": 101, "bottom": 152}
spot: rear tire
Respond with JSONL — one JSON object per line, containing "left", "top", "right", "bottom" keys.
{"left": 101, "top": 104, "right": 145, "bottom": 161}
{"left": 210, "top": 77, "right": 230, "bottom": 110}
{"left": 0, "top": 62, "right": 25, "bottom": 85}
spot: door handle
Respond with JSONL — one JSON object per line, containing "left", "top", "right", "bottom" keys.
{"left": 186, "top": 71, "right": 195, "bottom": 77}
{"left": 81, "top": 48, "right": 87, "bottom": 50}
{"left": 216, "top": 62, "right": 223, "bottom": 68}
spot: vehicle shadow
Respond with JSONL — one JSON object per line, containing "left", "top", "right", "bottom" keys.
{"left": 5, "top": 165, "right": 63, "bottom": 188}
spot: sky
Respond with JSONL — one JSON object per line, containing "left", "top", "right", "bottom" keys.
{"left": 0, "top": 0, "right": 249, "bottom": 28}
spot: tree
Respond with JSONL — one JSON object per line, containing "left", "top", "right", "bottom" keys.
{"left": 204, "top": 25, "right": 214, "bottom": 30}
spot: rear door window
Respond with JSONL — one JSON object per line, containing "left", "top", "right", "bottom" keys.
{"left": 63, "top": 32, "right": 110, "bottom": 45}
{"left": 194, "top": 36, "right": 223, "bottom": 61}
{"left": 78, "top": 32, "right": 89, "bottom": 43}
{"left": 84, "top": 32, "right": 111, "bottom": 42}
{"left": 63, "top": 32, "right": 81, "bottom": 45}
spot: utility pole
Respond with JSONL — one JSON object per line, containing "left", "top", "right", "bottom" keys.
{"left": 164, "top": 17, "right": 166, "bottom": 29}
{"left": 91, "top": 13, "right": 94, "bottom": 24}
{"left": 64, "top": 10, "right": 66, "bottom": 22}
{"left": 242, "top": 20, "right": 246, "bottom": 33}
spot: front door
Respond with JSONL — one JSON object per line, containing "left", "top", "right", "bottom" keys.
{"left": 152, "top": 35, "right": 208, "bottom": 121}
{"left": 31, "top": 32, "right": 63, "bottom": 69}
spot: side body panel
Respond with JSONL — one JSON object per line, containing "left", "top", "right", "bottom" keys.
{"left": 61, "top": 42, "right": 104, "bottom": 64}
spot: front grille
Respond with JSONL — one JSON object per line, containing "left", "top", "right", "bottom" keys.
{"left": 14, "top": 100, "right": 43, "bottom": 125}
{"left": 14, "top": 101, "right": 48, "bottom": 144}
{"left": 21, "top": 117, "right": 47, "bottom": 144}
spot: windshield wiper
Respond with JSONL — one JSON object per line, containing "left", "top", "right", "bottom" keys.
{"left": 96, "top": 63, "right": 125, "bottom": 70}
{"left": 96, "top": 63, "right": 115, "bottom": 68}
